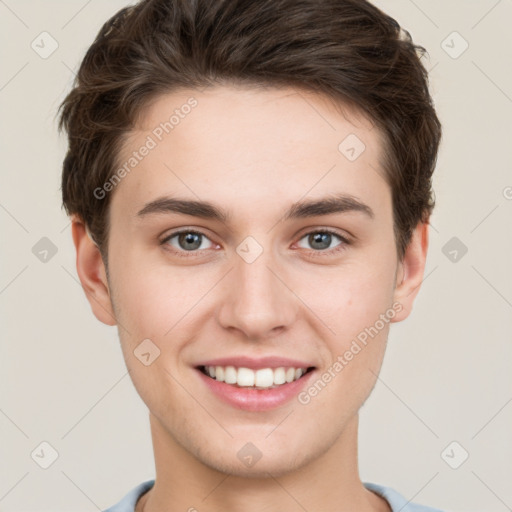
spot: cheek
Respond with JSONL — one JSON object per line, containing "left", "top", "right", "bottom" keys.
{"left": 301, "top": 258, "right": 395, "bottom": 336}
{"left": 300, "top": 257, "right": 395, "bottom": 395}
{"left": 110, "top": 258, "right": 203, "bottom": 335}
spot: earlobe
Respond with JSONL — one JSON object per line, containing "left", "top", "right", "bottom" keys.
{"left": 391, "top": 221, "right": 430, "bottom": 323}
{"left": 71, "top": 217, "right": 117, "bottom": 326}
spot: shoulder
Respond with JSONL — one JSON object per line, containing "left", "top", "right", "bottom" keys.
{"left": 103, "top": 479, "right": 155, "bottom": 512}
{"left": 104, "top": 479, "right": 446, "bottom": 512}
{"left": 364, "top": 482, "right": 447, "bottom": 512}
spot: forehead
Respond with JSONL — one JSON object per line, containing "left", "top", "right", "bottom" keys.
{"left": 110, "top": 85, "right": 390, "bottom": 222}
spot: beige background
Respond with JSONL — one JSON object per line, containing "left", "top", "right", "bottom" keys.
{"left": 1, "top": 1, "right": 511, "bottom": 510}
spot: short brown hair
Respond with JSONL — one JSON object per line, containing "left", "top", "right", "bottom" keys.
{"left": 58, "top": 0, "right": 442, "bottom": 263}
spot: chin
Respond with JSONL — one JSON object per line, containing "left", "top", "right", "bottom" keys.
{"left": 203, "top": 453, "right": 308, "bottom": 479}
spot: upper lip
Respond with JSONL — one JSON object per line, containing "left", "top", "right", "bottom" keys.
{"left": 195, "top": 356, "right": 316, "bottom": 370}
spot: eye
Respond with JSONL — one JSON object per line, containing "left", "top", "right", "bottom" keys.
{"left": 296, "top": 229, "right": 349, "bottom": 253}
{"left": 161, "top": 230, "right": 215, "bottom": 254}
{"left": 160, "top": 228, "right": 351, "bottom": 259}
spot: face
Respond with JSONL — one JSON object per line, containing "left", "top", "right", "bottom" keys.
{"left": 79, "top": 85, "right": 426, "bottom": 477}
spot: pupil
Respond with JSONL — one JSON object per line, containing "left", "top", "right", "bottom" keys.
{"left": 179, "top": 232, "right": 201, "bottom": 250}
{"left": 310, "top": 232, "right": 331, "bottom": 250}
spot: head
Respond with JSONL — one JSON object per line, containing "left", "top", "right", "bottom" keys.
{"left": 59, "top": 0, "right": 441, "bottom": 477}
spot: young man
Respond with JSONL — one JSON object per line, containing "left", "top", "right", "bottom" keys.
{"left": 58, "top": 0, "right": 443, "bottom": 510}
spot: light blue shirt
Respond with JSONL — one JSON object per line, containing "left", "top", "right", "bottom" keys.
{"left": 103, "top": 479, "right": 446, "bottom": 511}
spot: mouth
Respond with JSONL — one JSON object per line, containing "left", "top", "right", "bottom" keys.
{"left": 197, "top": 364, "right": 316, "bottom": 390}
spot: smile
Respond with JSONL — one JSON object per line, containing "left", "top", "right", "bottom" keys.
{"left": 199, "top": 365, "right": 314, "bottom": 389}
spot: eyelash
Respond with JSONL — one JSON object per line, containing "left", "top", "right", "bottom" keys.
{"left": 159, "top": 228, "right": 351, "bottom": 259}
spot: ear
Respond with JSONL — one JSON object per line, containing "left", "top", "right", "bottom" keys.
{"left": 71, "top": 217, "right": 117, "bottom": 326}
{"left": 391, "top": 221, "right": 430, "bottom": 323}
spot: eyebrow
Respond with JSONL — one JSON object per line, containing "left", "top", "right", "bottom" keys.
{"left": 136, "top": 193, "right": 375, "bottom": 223}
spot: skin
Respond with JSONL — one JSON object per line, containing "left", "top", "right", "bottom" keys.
{"left": 72, "top": 85, "right": 429, "bottom": 512}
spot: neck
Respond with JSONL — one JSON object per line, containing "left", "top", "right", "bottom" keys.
{"left": 137, "top": 412, "right": 390, "bottom": 512}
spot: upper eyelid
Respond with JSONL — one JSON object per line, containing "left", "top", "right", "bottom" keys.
{"left": 161, "top": 229, "right": 217, "bottom": 247}
{"left": 296, "top": 228, "right": 349, "bottom": 241}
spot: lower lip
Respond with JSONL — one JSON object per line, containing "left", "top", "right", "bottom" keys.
{"left": 196, "top": 368, "right": 316, "bottom": 412}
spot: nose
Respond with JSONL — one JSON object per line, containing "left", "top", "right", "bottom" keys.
{"left": 216, "top": 246, "right": 297, "bottom": 341}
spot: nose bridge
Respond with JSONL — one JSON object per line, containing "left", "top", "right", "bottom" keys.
{"left": 237, "top": 248, "right": 279, "bottom": 299}
{"left": 217, "top": 238, "right": 296, "bottom": 338}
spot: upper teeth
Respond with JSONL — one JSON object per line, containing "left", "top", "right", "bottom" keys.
{"left": 204, "top": 366, "right": 308, "bottom": 389}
